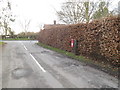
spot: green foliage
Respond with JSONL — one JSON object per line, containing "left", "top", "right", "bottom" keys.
{"left": 0, "top": 42, "right": 5, "bottom": 45}
{"left": 0, "top": 42, "right": 3, "bottom": 44}
{"left": 93, "top": 1, "right": 109, "bottom": 19}
{"left": 17, "top": 32, "right": 38, "bottom": 39}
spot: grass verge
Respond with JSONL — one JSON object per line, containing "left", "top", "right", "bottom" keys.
{"left": 37, "top": 42, "right": 87, "bottom": 61}
{"left": 0, "top": 42, "right": 6, "bottom": 47}
{"left": 37, "top": 42, "right": 118, "bottom": 77}
{"left": 0, "top": 42, "right": 4, "bottom": 45}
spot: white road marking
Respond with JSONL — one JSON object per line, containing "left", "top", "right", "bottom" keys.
{"left": 24, "top": 46, "right": 28, "bottom": 50}
{"left": 20, "top": 41, "right": 24, "bottom": 45}
{"left": 21, "top": 42, "right": 28, "bottom": 50}
{"left": 21, "top": 41, "right": 46, "bottom": 73}
{"left": 30, "top": 53, "right": 46, "bottom": 72}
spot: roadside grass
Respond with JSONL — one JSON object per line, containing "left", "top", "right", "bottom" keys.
{"left": 0, "top": 42, "right": 6, "bottom": 46}
{"left": 0, "top": 42, "right": 4, "bottom": 45}
{"left": 37, "top": 42, "right": 118, "bottom": 77}
{"left": 37, "top": 42, "right": 85, "bottom": 60}
{"left": 1, "top": 38, "right": 34, "bottom": 40}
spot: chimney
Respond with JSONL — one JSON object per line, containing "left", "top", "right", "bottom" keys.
{"left": 54, "top": 20, "right": 56, "bottom": 25}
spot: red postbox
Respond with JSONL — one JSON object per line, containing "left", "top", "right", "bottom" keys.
{"left": 71, "top": 39, "right": 74, "bottom": 48}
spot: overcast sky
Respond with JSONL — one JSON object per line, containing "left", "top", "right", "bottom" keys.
{"left": 5, "top": 0, "right": 119, "bottom": 34}
{"left": 9, "top": 0, "right": 65, "bottom": 34}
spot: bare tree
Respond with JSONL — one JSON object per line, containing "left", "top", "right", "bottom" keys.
{"left": 0, "top": 0, "right": 15, "bottom": 35}
{"left": 56, "top": 0, "right": 115, "bottom": 24}
{"left": 37, "top": 23, "right": 44, "bottom": 31}
{"left": 57, "top": 1, "right": 84, "bottom": 24}
{"left": 82, "top": 1, "right": 97, "bottom": 22}
{"left": 20, "top": 19, "right": 31, "bottom": 35}
{"left": 56, "top": 0, "right": 98, "bottom": 24}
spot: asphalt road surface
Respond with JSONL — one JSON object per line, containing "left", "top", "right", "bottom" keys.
{"left": 1, "top": 40, "right": 118, "bottom": 88}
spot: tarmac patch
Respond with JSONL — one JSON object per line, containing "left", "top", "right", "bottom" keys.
{"left": 41, "top": 51, "right": 50, "bottom": 54}
{"left": 12, "top": 68, "right": 32, "bottom": 79}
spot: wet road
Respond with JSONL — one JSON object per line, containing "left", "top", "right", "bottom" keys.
{"left": 1, "top": 40, "right": 118, "bottom": 88}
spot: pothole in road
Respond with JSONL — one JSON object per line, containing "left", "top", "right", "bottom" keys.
{"left": 63, "top": 62, "right": 80, "bottom": 67}
{"left": 100, "top": 85, "right": 113, "bottom": 88}
{"left": 41, "top": 51, "right": 50, "bottom": 54}
{"left": 12, "top": 68, "right": 32, "bottom": 79}
{"left": 54, "top": 53, "right": 66, "bottom": 58}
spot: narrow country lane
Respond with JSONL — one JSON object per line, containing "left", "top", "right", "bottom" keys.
{"left": 2, "top": 40, "right": 118, "bottom": 88}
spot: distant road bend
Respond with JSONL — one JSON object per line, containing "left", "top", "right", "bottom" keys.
{"left": 2, "top": 40, "right": 118, "bottom": 88}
